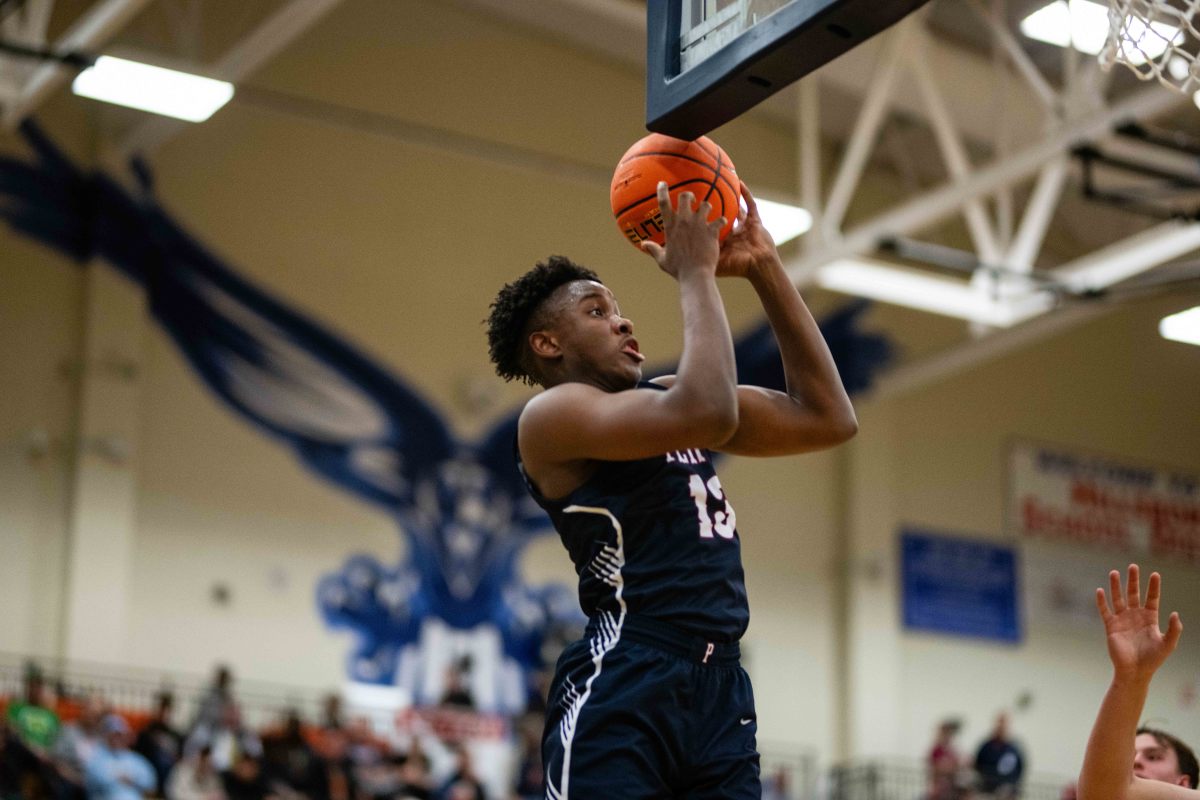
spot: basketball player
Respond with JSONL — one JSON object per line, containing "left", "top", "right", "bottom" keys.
{"left": 486, "top": 180, "right": 857, "bottom": 798}
{"left": 1080, "top": 565, "right": 1194, "bottom": 800}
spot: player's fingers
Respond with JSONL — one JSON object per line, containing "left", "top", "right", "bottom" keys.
{"left": 696, "top": 199, "right": 713, "bottom": 220}
{"left": 1146, "top": 571, "right": 1162, "bottom": 611}
{"left": 739, "top": 181, "right": 760, "bottom": 219}
{"left": 1109, "top": 570, "right": 1126, "bottom": 612}
{"left": 1096, "top": 587, "right": 1113, "bottom": 622}
{"left": 1165, "top": 612, "right": 1183, "bottom": 651}
{"left": 676, "top": 191, "right": 696, "bottom": 214}
{"left": 656, "top": 182, "right": 674, "bottom": 222}
{"left": 640, "top": 240, "right": 664, "bottom": 262}
{"left": 708, "top": 216, "right": 727, "bottom": 235}
{"left": 1128, "top": 564, "right": 1142, "bottom": 609}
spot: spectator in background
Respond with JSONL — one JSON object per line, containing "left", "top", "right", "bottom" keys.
{"left": 975, "top": 713, "right": 1025, "bottom": 797}
{"left": 136, "top": 691, "right": 184, "bottom": 796}
{"left": 929, "top": 718, "right": 965, "bottom": 800}
{"left": 0, "top": 727, "right": 24, "bottom": 800}
{"left": 193, "top": 666, "right": 235, "bottom": 734}
{"left": 6, "top": 670, "right": 60, "bottom": 757}
{"left": 220, "top": 752, "right": 277, "bottom": 800}
{"left": 187, "top": 703, "right": 262, "bottom": 773}
{"left": 437, "top": 745, "right": 484, "bottom": 800}
{"left": 260, "top": 710, "right": 324, "bottom": 798}
{"left": 321, "top": 694, "right": 344, "bottom": 733}
{"left": 84, "top": 714, "right": 156, "bottom": 800}
{"left": 439, "top": 659, "right": 475, "bottom": 710}
{"left": 51, "top": 692, "right": 108, "bottom": 799}
{"left": 5, "top": 670, "right": 60, "bottom": 798}
{"left": 166, "top": 745, "right": 226, "bottom": 800}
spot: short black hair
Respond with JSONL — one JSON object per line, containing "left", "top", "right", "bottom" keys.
{"left": 1138, "top": 726, "right": 1199, "bottom": 787}
{"left": 487, "top": 255, "right": 599, "bottom": 385}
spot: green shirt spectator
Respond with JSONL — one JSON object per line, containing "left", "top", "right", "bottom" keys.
{"left": 6, "top": 701, "right": 59, "bottom": 750}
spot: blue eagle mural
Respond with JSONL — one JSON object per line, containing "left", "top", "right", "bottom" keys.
{"left": 0, "top": 120, "right": 892, "bottom": 714}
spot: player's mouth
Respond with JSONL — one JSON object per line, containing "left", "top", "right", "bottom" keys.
{"left": 621, "top": 339, "right": 645, "bottom": 363}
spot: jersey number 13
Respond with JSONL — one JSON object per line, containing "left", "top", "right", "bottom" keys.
{"left": 688, "top": 475, "right": 737, "bottom": 540}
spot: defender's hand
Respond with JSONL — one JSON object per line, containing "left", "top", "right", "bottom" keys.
{"left": 716, "top": 181, "right": 778, "bottom": 279}
{"left": 1095, "top": 564, "right": 1183, "bottom": 684}
{"left": 641, "top": 181, "right": 725, "bottom": 279}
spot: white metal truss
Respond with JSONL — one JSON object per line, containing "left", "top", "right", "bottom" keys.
{"left": 0, "top": 0, "right": 344, "bottom": 145}
{"left": 794, "top": 7, "right": 1195, "bottom": 332}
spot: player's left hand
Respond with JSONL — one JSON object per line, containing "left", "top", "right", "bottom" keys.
{"left": 716, "top": 181, "right": 778, "bottom": 279}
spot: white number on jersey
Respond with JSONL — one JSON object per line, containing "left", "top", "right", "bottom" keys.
{"left": 688, "top": 474, "right": 737, "bottom": 540}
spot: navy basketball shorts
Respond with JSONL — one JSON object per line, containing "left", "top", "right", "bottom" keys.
{"left": 542, "top": 613, "right": 760, "bottom": 799}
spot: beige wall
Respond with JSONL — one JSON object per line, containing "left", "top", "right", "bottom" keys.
{"left": 1, "top": 0, "right": 1198, "bottom": 775}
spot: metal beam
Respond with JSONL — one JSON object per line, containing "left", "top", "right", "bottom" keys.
{"left": 1, "top": 0, "right": 155, "bottom": 130}
{"left": 787, "top": 83, "right": 1189, "bottom": 284}
{"left": 821, "top": 21, "right": 913, "bottom": 238}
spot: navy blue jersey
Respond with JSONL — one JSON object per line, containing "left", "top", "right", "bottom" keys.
{"left": 518, "top": 383, "right": 750, "bottom": 643}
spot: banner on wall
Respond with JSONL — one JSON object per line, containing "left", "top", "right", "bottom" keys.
{"left": 900, "top": 530, "right": 1021, "bottom": 643}
{"left": 1007, "top": 440, "right": 1200, "bottom": 563}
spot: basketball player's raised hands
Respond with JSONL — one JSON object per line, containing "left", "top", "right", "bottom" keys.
{"left": 715, "top": 181, "right": 778, "bottom": 280}
{"left": 1096, "top": 564, "right": 1183, "bottom": 685}
{"left": 641, "top": 181, "right": 725, "bottom": 279}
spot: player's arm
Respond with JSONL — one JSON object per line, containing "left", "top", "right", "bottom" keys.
{"left": 1079, "top": 565, "right": 1185, "bottom": 800}
{"left": 690, "top": 182, "right": 856, "bottom": 456}
{"left": 520, "top": 182, "right": 738, "bottom": 464}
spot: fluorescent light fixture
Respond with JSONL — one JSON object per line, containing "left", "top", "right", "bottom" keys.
{"left": 1020, "top": 0, "right": 1179, "bottom": 61}
{"left": 1160, "top": 305, "right": 1200, "bottom": 346}
{"left": 813, "top": 258, "right": 1020, "bottom": 326}
{"left": 755, "top": 197, "right": 813, "bottom": 245}
{"left": 72, "top": 56, "right": 234, "bottom": 122}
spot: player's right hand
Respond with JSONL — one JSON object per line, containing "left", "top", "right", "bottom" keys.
{"left": 1095, "top": 564, "right": 1182, "bottom": 684}
{"left": 641, "top": 181, "right": 725, "bottom": 279}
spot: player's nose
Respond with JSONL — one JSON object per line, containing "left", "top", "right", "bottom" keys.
{"left": 614, "top": 316, "right": 633, "bottom": 335}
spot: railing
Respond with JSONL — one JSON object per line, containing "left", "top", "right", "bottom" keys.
{"left": 0, "top": 652, "right": 330, "bottom": 729}
{"left": 830, "top": 760, "right": 1070, "bottom": 800}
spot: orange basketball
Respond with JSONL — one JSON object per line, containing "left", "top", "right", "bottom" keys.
{"left": 610, "top": 133, "right": 740, "bottom": 251}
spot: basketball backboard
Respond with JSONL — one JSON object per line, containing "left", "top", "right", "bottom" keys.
{"left": 646, "top": 0, "right": 934, "bottom": 139}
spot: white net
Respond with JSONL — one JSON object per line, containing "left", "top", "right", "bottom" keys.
{"left": 1100, "top": 0, "right": 1200, "bottom": 93}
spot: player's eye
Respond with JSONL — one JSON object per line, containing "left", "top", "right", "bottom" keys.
{"left": 589, "top": 307, "right": 603, "bottom": 317}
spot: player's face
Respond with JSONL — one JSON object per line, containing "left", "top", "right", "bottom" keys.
{"left": 1134, "top": 734, "right": 1190, "bottom": 786}
{"left": 551, "top": 280, "right": 644, "bottom": 390}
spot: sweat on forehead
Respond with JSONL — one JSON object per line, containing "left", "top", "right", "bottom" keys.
{"left": 539, "top": 279, "right": 613, "bottom": 318}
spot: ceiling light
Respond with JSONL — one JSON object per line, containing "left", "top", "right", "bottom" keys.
{"left": 72, "top": 56, "right": 234, "bottom": 122}
{"left": 1020, "top": 0, "right": 1180, "bottom": 61}
{"left": 813, "top": 258, "right": 1019, "bottom": 326}
{"left": 1160, "top": 305, "right": 1200, "bottom": 346}
{"left": 753, "top": 197, "right": 813, "bottom": 245}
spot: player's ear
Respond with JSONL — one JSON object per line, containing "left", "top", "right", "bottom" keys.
{"left": 528, "top": 330, "right": 561, "bottom": 359}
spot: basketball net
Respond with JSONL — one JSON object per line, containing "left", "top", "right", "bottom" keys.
{"left": 1100, "top": 0, "right": 1200, "bottom": 94}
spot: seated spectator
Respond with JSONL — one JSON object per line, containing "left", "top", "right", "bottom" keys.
{"left": 187, "top": 703, "right": 262, "bottom": 773}
{"left": 0, "top": 727, "right": 24, "bottom": 800}
{"left": 51, "top": 692, "right": 107, "bottom": 799}
{"left": 393, "top": 748, "right": 433, "bottom": 800}
{"left": 5, "top": 670, "right": 60, "bottom": 797}
{"left": 975, "top": 712, "right": 1025, "bottom": 797}
{"left": 220, "top": 753, "right": 277, "bottom": 800}
{"left": 136, "top": 691, "right": 184, "bottom": 796}
{"left": 260, "top": 711, "right": 324, "bottom": 798}
{"left": 6, "top": 671, "right": 60, "bottom": 757}
{"left": 437, "top": 745, "right": 484, "bottom": 800}
{"left": 84, "top": 714, "right": 156, "bottom": 800}
{"left": 166, "top": 745, "right": 226, "bottom": 800}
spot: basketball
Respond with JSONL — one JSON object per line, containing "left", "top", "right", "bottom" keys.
{"left": 610, "top": 133, "right": 740, "bottom": 251}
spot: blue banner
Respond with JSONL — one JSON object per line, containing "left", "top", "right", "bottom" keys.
{"left": 900, "top": 530, "right": 1020, "bottom": 643}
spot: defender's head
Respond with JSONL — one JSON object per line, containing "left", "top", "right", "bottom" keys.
{"left": 487, "top": 255, "right": 643, "bottom": 390}
{"left": 1135, "top": 727, "right": 1198, "bottom": 788}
